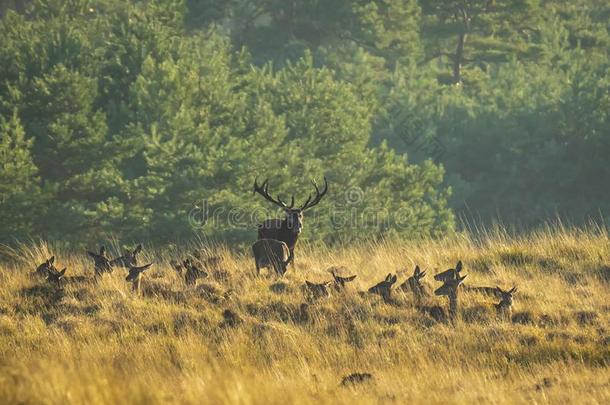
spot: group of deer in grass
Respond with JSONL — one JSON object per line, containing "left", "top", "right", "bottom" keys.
{"left": 33, "top": 245, "right": 153, "bottom": 293}
{"left": 32, "top": 177, "right": 517, "bottom": 321}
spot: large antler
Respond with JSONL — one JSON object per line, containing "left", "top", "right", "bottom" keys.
{"left": 253, "top": 178, "right": 295, "bottom": 209}
{"left": 300, "top": 177, "right": 328, "bottom": 210}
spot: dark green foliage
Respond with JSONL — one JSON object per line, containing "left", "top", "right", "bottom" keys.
{"left": 1, "top": 0, "right": 608, "bottom": 245}
{"left": 0, "top": 0, "right": 453, "bottom": 245}
{"left": 0, "top": 110, "right": 42, "bottom": 238}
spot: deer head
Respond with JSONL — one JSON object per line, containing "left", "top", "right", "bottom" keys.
{"left": 330, "top": 268, "right": 357, "bottom": 291}
{"left": 409, "top": 265, "right": 426, "bottom": 285}
{"left": 368, "top": 273, "right": 398, "bottom": 302}
{"left": 434, "top": 273, "right": 467, "bottom": 297}
{"left": 402, "top": 265, "right": 428, "bottom": 298}
{"left": 496, "top": 286, "right": 517, "bottom": 307}
{"left": 253, "top": 177, "right": 328, "bottom": 234}
{"left": 125, "top": 263, "right": 153, "bottom": 282}
{"left": 434, "top": 261, "right": 463, "bottom": 283}
{"left": 87, "top": 246, "right": 112, "bottom": 276}
{"left": 46, "top": 267, "right": 66, "bottom": 287}
{"left": 304, "top": 280, "right": 333, "bottom": 299}
{"left": 183, "top": 259, "right": 208, "bottom": 285}
{"left": 34, "top": 256, "right": 57, "bottom": 277}
{"left": 169, "top": 259, "right": 183, "bottom": 275}
{"left": 110, "top": 244, "right": 143, "bottom": 268}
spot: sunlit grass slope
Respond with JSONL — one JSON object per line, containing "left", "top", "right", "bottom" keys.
{"left": 0, "top": 227, "right": 609, "bottom": 404}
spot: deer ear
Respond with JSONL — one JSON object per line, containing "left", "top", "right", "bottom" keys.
{"left": 135, "top": 244, "right": 142, "bottom": 254}
{"left": 49, "top": 256, "right": 55, "bottom": 264}
{"left": 324, "top": 281, "right": 332, "bottom": 287}
{"left": 391, "top": 274, "right": 398, "bottom": 284}
{"left": 414, "top": 265, "right": 420, "bottom": 276}
{"left": 306, "top": 280, "right": 314, "bottom": 287}
{"left": 459, "top": 274, "right": 467, "bottom": 283}
{"left": 456, "top": 261, "right": 463, "bottom": 272}
{"left": 59, "top": 268, "right": 66, "bottom": 276}
{"left": 496, "top": 286, "right": 503, "bottom": 294}
{"left": 100, "top": 246, "right": 106, "bottom": 255}
{"left": 509, "top": 286, "right": 517, "bottom": 294}
{"left": 346, "top": 275, "right": 357, "bottom": 281}
{"left": 420, "top": 271, "right": 427, "bottom": 278}
{"left": 385, "top": 273, "right": 392, "bottom": 282}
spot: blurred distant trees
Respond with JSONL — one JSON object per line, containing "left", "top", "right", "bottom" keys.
{"left": 0, "top": 0, "right": 608, "bottom": 244}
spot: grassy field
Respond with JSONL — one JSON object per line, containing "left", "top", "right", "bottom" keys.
{"left": 0, "top": 228, "right": 609, "bottom": 404}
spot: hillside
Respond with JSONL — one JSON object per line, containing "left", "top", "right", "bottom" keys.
{"left": 0, "top": 228, "right": 608, "bottom": 404}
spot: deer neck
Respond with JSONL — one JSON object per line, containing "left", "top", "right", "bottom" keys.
{"left": 496, "top": 299, "right": 512, "bottom": 313}
{"left": 448, "top": 291, "right": 459, "bottom": 320}
{"left": 132, "top": 277, "right": 141, "bottom": 295}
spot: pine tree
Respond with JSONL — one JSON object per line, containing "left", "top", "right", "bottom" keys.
{"left": 0, "top": 111, "right": 42, "bottom": 240}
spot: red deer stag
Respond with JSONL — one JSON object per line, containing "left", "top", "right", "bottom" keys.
{"left": 253, "top": 177, "right": 328, "bottom": 266}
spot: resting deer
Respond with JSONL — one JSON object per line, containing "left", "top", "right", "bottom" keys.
{"left": 464, "top": 284, "right": 517, "bottom": 319}
{"left": 191, "top": 251, "right": 222, "bottom": 268}
{"left": 169, "top": 259, "right": 184, "bottom": 275}
{"left": 46, "top": 267, "right": 66, "bottom": 288}
{"left": 126, "top": 263, "right": 153, "bottom": 294}
{"left": 87, "top": 246, "right": 112, "bottom": 277}
{"left": 33, "top": 256, "right": 57, "bottom": 278}
{"left": 253, "top": 177, "right": 328, "bottom": 267}
{"left": 399, "top": 265, "right": 429, "bottom": 303}
{"left": 368, "top": 273, "right": 397, "bottom": 302}
{"left": 464, "top": 285, "right": 498, "bottom": 296}
{"left": 46, "top": 267, "right": 89, "bottom": 288}
{"left": 110, "top": 244, "right": 143, "bottom": 268}
{"left": 495, "top": 286, "right": 517, "bottom": 319}
{"left": 183, "top": 259, "right": 208, "bottom": 286}
{"left": 434, "top": 270, "right": 467, "bottom": 321}
{"left": 434, "top": 260, "right": 463, "bottom": 283}
{"left": 303, "top": 280, "right": 332, "bottom": 300}
{"left": 252, "top": 239, "right": 290, "bottom": 276}
{"left": 330, "top": 268, "right": 357, "bottom": 292}
{"left": 188, "top": 253, "right": 229, "bottom": 282}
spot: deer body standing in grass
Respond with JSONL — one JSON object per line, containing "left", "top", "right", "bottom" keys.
{"left": 252, "top": 239, "right": 291, "bottom": 276}
{"left": 253, "top": 177, "right": 328, "bottom": 267}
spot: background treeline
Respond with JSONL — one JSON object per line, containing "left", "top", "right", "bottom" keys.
{"left": 0, "top": 0, "right": 608, "bottom": 246}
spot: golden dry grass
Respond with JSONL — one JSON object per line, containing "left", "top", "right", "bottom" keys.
{"left": 0, "top": 228, "right": 609, "bottom": 404}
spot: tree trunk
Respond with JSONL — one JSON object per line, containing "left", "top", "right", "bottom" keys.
{"left": 452, "top": 32, "right": 467, "bottom": 84}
